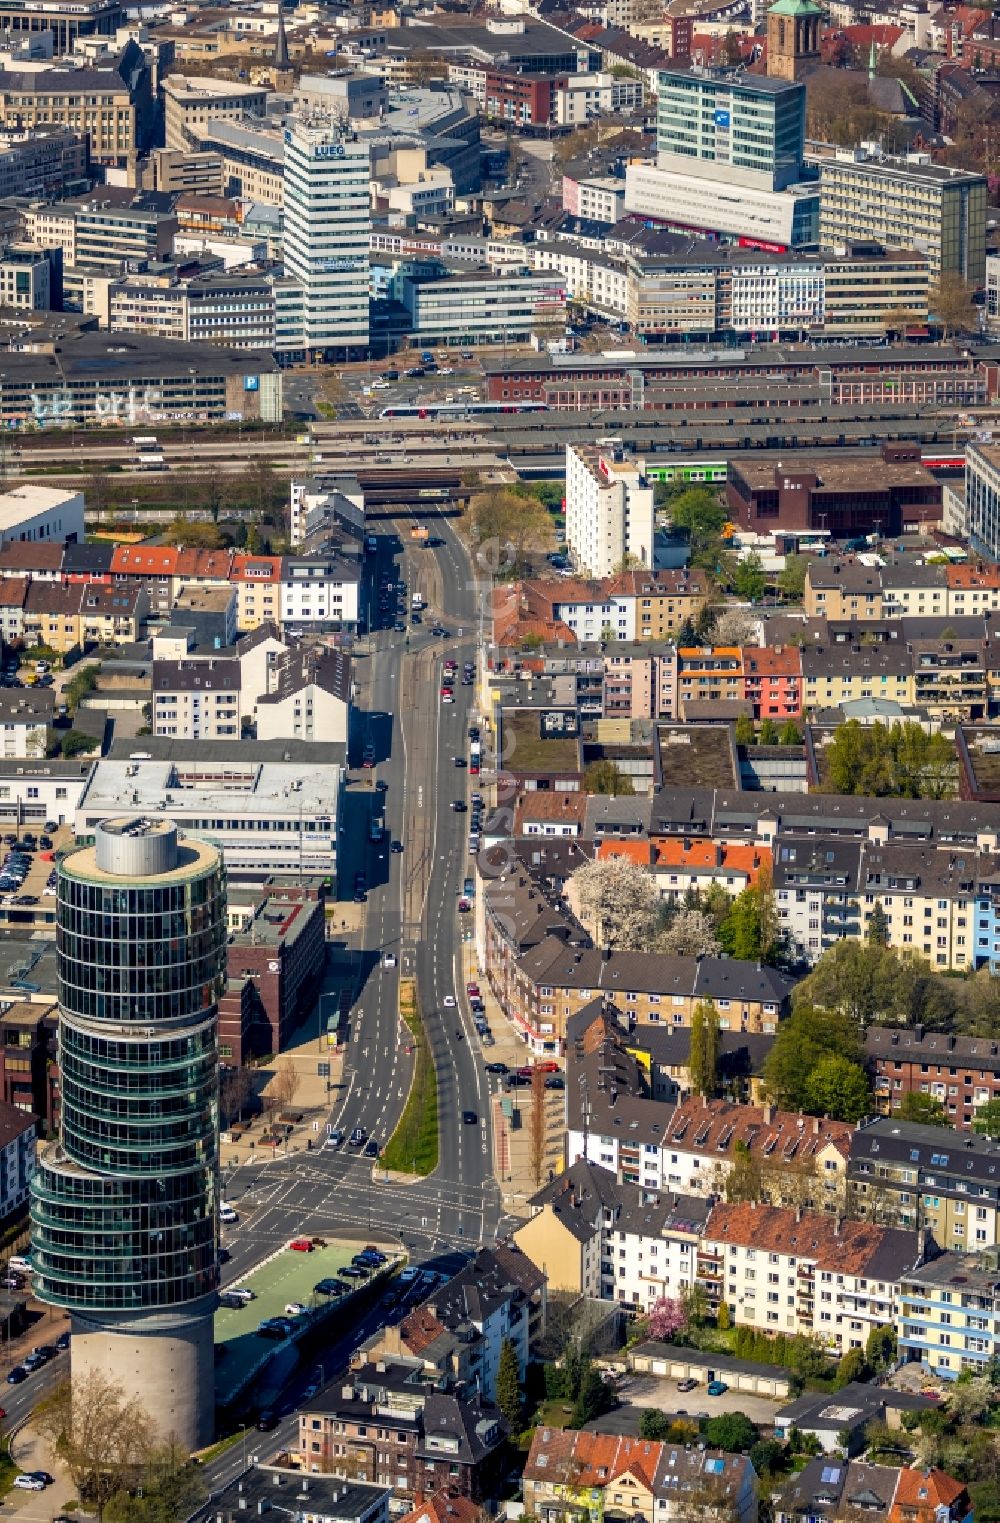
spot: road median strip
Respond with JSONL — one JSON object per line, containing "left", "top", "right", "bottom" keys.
{"left": 380, "top": 979, "right": 438, "bottom": 1177}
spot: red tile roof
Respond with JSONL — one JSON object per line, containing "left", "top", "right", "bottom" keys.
{"left": 705, "top": 1201, "right": 896, "bottom": 1275}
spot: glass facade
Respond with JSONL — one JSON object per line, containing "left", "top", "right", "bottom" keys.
{"left": 31, "top": 826, "right": 226, "bottom": 1313}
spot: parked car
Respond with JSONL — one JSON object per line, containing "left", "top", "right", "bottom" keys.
{"left": 288, "top": 1238, "right": 314, "bottom": 1252}
{"left": 707, "top": 1380, "right": 728, "bottom": 1396}
{"left": 676, "top": 1378, "right": 698, "bottom": 1393}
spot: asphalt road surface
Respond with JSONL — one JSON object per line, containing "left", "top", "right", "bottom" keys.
{"left": 219, "top": 508, "right": 509, "bottom": 1281}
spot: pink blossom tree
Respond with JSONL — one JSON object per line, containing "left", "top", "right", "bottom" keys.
{"left": 647, "top": 1296, "right": 686, "bottom": 1342}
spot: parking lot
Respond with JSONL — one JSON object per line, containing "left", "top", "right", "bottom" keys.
{"left": 610, "top": 1372, "right": 783, "bottom": 1430}
{"left": 215, "top": 1238, "right": 398, "bottom": 1405}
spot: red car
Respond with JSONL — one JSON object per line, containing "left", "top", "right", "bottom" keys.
{"left": 289, "top": 1238, "right": 314, "bottom": 1253}
{"left": 537, "top": 1060, "right": 561, "bottom": 1074}
{"left": 467, "top": 984, "right": 480, "bottom": 997}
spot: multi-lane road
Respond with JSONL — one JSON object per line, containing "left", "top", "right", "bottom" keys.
{"left": 219, "top": 506, "right": 506, "bottom": 1281}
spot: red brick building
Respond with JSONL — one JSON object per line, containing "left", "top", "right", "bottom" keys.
{"left": 866, "top": 1024, "right": 1000, "bottom": 1128}
{"left": 742, "top": 644, "right": 803, "bottom": 720}
{"left": 224, "top": 886, "right": 326, "bottom": 1060}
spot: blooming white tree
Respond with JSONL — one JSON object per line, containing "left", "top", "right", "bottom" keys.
{"left": 656, "top": 909, "right": 721, "bottom": 958}
{"left": 572, "top": 856, "right": 658, "bottom": 952}
{"left": 712, "top": 606, "right": 759, "bottom": 646}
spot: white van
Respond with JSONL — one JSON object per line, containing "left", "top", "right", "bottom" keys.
{"left": 219, "top": 1203, "right": 238, "bottom": 1224}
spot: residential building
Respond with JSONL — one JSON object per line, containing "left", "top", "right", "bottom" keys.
{"left": 367, "top": 1245, "right": 545, "bottom": 1400}
{"left": 807, "top": 142, "right": 988, "bottom": 284}
{"left": 743, "top": 646, "right": 803, "bottom": 719}
{"left": 279, "top": 553, "right": 361, "bottom": 631}
{"left": 255, "top": 647, "right": 352, "bottom": 745}
{"left": 22, "top": 581, "right": 82, "bottom": 654}
{"left": 699, "top": 1200, "right": 924, "bottom": 1353}
{"left": 897, "top": 1248, "right": 1000, "bottom": 1379}
{"left": 566, "top": 1025, "right": 850, "bottom": 1202}
{"left": 0, "top": 245, "right": 53, "bottom": 310}
{"left": 79, "top": 583, "right": 145, "bottom": 647}
{"left": 848, "top": 1115, "right": 1000, "bottom": 1250}
{"left": 774, "top": 1458, "right": 970, "bottom": 1517}
{"left": 0, "top": 1100, "right": 33, "bottom": 1219}
{"left": 515, "top": 1158, "right": 710, "bottom": 1306}
{"left": 152, "top": 657, "right": 243, "bottom": 741}
{"left": 277, "top": 120, "right": 370, "bottom": 360}
{"left": 299, "top": 1362, "right": 507, "bottom": 1501}
{"left": 867, "top": 1025, "right": 1000, "bottom": 1129}
{"left": 31, "top": 818, "right": 227, "bottom": 1450}
{"left": 565, "top": 443, "right": 655, "bottom": 578}
{"left": 76, "top": 739, "right": 342, "bottom": 882}
{"left": 523, "top": 1428, "right": 756, "bottom": 1523}
{"left": 0, "top": 689, "right": 51, "bottom": 759}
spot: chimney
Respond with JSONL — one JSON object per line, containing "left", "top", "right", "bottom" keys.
{"left": 763, "top": 1104, "right": 774, "bottom": 1124}
{"left": 812, "top": 1116, "right": 820, "bottom": 1135}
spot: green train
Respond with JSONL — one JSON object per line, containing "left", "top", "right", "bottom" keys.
{"left": 643, "top": 459, "right": 728, "bottom": 484}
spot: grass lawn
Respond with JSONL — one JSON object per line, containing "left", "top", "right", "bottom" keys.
{"left": 381, "top": 980, "right": 438, "bottom": 1176}
{"left": 533, "top": 1400, "right": 576, "bottom": 1430}
{"left": 0, "top": 1447, "right": 20, "bottom": 1498}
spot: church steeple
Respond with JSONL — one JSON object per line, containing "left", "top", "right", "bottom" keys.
{"left": 275, "top": 4, "right": 289, "bottom": 69}
{"left": 766, "top": 0, "right": 823, "bottom": 80}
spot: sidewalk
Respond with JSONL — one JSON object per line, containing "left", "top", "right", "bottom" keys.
{"left": 459, "top": 939, "right": 565, "bottom": 1219}
{"left": 6, "top": 1420, "right": 74, "bottom": 1523}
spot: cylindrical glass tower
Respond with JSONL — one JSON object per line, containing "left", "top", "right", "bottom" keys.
{"left": 31, "top": 817, "right": 227, "bottom": 1450}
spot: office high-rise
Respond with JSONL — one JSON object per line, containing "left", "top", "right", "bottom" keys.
{"left": 275, "top": 119, "right": 370, "bottom": 360}
{"left": 31, "top": 817, "right": 226, "bottom": 1450}
{"left": 656, "top": 68, "right": 807, "bottom": 191}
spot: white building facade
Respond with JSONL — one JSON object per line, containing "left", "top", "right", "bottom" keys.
{"left": 565, "top": 443, "right": 655, "bottom": 578}
{"left": 276, "top": 120, "right": 370, "bottom": 359}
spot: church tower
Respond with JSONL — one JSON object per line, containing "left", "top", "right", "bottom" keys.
{"left": 767, "top": 0, "right": 823, "bottom": 81}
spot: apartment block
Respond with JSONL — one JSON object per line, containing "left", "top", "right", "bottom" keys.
{"left": 867, "top": 1025, "right": 1000, "bottom": 1130}
{"left": 849, "top": 1116, "right": 1000, "bottom": 1251}
{"left": 897, "top": 1249, "right": 1000, "bottom": 1378}
{"left": 699, "top": 1201, "right": 923, "bottom": 1354}
{"left": 565, "top": 444, "right": 655, "bottom": 578}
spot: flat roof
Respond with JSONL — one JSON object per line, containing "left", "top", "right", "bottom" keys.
{"left": 0, "top": 484, "right": 78, "bottom": 529}
{"left": 61, "top": 835, "right": 219, "bottom": 887}
{"left": 82, "top": 758, "right": 342, "bottom": 817}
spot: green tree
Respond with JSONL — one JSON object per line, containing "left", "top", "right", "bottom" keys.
{"left": 704, "top": 1412, "right": 758, "bottom": 1452}
{"left": 803, "top": 1053, "right": 870, "bottom": 1123}
{"left": 973, "top": 1098, "right": 1000, "bottom": 1139}
{"left": 758, "top": 718, "right": 779, "bottom": 745}
{"left": 836, "top": 1347, "right": 869, "bottom": 1387}
{"left": 793, "top": 940, "right": 921, "bottom": 1028}
{"left": 866, "top": 903, "right": 889, "bottom": 947}
{"left": 778, "top": 554, "right": 809, "bottom": 602}
{"left": 583, "top": 759, "right": 635, "bottom": 796}
{"left": 763, "top": 1003, "right": 863, "bottom": 1112}
{"left": 896, "top": 1091, "right": 950, "bottom": 1126}
{"left": 865, "top": 1325, "right": 896, "bottom": 1371}
{"left": 495, "top": 1338, "right": 521, "bottom": 1430}
{"left": 639, "top": 1409, "right": 671, "bottom": 1440}
{"left": 779, "top": 720, "right": 802, "bottom": 746}
{"left": 162, "top": 514, "right": 225, "bottom": 550}
{"left": 688, "top": 999, "right": 720, "bottom": 1098}
{"left": 668, "top": 487, "right": 728, "bottom": 539}
{"left": 734, "top": 714, "right": 755, "bottom": 746}
{"left": 826, "top": 720, "right": 955, "bottom": 800}
{"left": 734, "top": 550, "right": 766, "bottom": 603}
{"left": 719, "top": 861, "right": 779, "bottom": 964}
{"left": 681, "top": 1283, "right": 709, "bottom": 1328}
{"left": 726, "top": 1140, "right": 763, "bottom": 1203}
{"left": 571, "top": 1363, "right": 614, "bottom": 1427}
{"left": 61, "top": 729, "right": 100, "bottom": 757}
{"left": 717, "top": 1300, "right": 731, "bottom": 1331}
{"left": 104, "top": 1445, "right": 206, "bottom": 1523}
{"left": 749, "top": 1438, "right": 785, "bottom": 1478}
